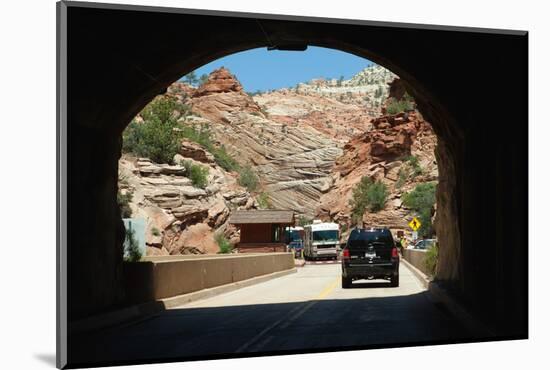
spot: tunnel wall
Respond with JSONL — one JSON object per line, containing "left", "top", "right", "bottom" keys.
{"left": 63, "top": 3, "right": 527, "bottom": 338}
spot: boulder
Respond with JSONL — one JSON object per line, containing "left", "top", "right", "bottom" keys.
{"left": 139, "top": 165, "right": 163, "bottom": 177}
{"left": 159, "top": 164, "right": 186, "bottom": 176}
{"left": 179, "top": 139, "right": 215, "bottom": 163}
{"left": 171, "top": 205, "right": 209, "bottom": 225}
{"left": 180, "top": 186, "right": 207, "bottom": 198}
{"left": 205, "top": 183, "right": 221, "bottom": 195}
{"left": 385, "top": 164, "right": 402, "bottom": 181}
{"left": 207, "top": 199, "right": 230, "bottom": 228}
{"left": 369, "top": 166, "right": 385, "bottom": 181}
{"left": 174, "top": 223, "right": 219, "bottom": 254}
{"left": 229, "top": 194, "right": 248, "bottom": 206}
{"left": 142, "top": 206, "right": 175, "bottom": 247}
{"left": 244, "top": 196, "right": 256, "bottom": 209}
{"left": 145, "top": 189, "right": 183, "bottom": 209}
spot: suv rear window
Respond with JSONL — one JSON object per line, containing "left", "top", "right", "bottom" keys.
{"left": 347, "top": 229, "right": 394, "bottom": 248}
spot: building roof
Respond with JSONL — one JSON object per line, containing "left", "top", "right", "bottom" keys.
{"left": 229, "top": 210, "right": 295, "bottom": 225}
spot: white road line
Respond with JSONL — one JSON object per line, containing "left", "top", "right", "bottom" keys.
{"left": 234, "top": 277, "right": 339, "bottom": 353}
{"left": 278, "top": 301, "right": 316, "bottom": 330}
{"left": 234, "top": 302, "right": 306, "bottom": 353}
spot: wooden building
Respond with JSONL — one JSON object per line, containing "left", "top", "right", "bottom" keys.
{"left": 229, "top": 210, "right": 295, "bottom": 253}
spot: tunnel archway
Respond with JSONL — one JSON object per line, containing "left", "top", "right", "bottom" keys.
{"left": 65, "top": 3, "right": 527, "bottom": 338}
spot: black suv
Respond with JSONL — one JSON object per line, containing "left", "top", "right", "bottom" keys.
{"left": 341, "top": 228, "right": 400, "bottom": 288}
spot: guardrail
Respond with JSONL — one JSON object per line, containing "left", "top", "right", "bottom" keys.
{"left": 124, "top": 252, "right": 295, "bottom": 304}
{"left": 402, "top": 248, "right": 430, "bottom": 276}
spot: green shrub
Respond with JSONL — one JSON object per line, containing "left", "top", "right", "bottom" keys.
{"left": 238, "top": 165, "right": 259, "bottom": 192}
{"left": 257, "top": 192, "right": 271, "bottom": 209}
{"left": 365, "top": 180, "right": 388, "bottom": 212}
{"left": 407, "top": 155, "right": 423, "bottom": 176}
{"left": 117, "top": 190, "right": 133, "bottom": 218}
{"left": 386, "top": 96, "right": 414, "bottom": 115}
{"left": 181, "top": 160, "right": 209, "bottom": 189}
{"left": 395, "top": 157, "right": 422, "bottom": 190}
{"left": 350, "top": 176, "right": 388, "bottom": 217}
{"left": 122, "top": 97, "right": 186, "bottom": 164}
{"left": 212, "top": 146, "right": 239, "bottom": 172}
{"left": 424, "top": 242, "right": 438, "bottom": 276}
{"left": 215, "top": 233, "right": 233, "bottom": 254}
{"left": 402, "top": 182, "right": 437, "bottom": 237}
{"left": 199, "top": 73, "right": 209, "bottom": 85}
{"left": 180, "top": 124, "right": 239, "bottom": 172}
{"left": 183, "top": 71, "right": 198, "bottom": 85}
{"left": 395, "top": 167, "right": 409, "bottom": 189}
{"left": 124, "top": 227, "right": 142, "bottom": 262}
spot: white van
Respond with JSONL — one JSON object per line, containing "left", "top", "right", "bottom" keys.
{"left": 303, "top": 220, "right": 340, "bottom": 260}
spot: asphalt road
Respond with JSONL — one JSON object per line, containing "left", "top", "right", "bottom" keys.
{"left": 70, "top": 262, "right": 473, "bottom": 366}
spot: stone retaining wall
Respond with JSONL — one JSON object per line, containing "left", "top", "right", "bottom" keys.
{"left": 124, "top": 252, "right": 294, "bottom": 304}
{"left": 402, "top": 249, "right": 430, "bottom": 276}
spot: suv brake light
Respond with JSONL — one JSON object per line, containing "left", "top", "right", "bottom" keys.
{"left": 391, "top": 247, "right": 399, "bottom": 258}
{"left": 342, "top": 248, "right": 350, "bottom": 260}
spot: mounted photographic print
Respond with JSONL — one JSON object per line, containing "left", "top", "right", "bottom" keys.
{"left": 57, "top": 1, "right": 528, "bottom": 368}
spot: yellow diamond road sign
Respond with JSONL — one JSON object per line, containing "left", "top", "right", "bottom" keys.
{"left": 408, "top": 217, "right": 421, "bottom": 231}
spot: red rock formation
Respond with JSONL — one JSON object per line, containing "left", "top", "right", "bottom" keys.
{"left": 190, "top": 67, "right": 264, "bottom": 122}
{"left": 166, "top": 82, "right": 196, "bottom": 105}
{"left": 317, "top": 106, "right": 438, "bottom": 234}
{"left": 193, "top": 67, "right": 243, "bottom": 96}
{"left": 177, "top": 139, "right": 215, "bottom": 163}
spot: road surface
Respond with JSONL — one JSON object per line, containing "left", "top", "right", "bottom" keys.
{"left": 70, "top": 262, "right": 472, "bottom": 366}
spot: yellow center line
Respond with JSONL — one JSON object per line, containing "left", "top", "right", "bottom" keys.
{"left": 315, "top": 278, "right": 338, "bottom": 299}
{"left": 316, "top": 277, "right": 339, "bottom": 300}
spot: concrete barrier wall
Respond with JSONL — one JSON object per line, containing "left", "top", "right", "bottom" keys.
{"left": 402, "top": 249, "right": 430, "bottom": 276}
{"left": 124, "top": 253, "right": 294, "bottom": 304}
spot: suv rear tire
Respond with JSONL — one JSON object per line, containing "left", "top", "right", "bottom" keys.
{"left": 390, "top": 273, "right": 399, "bottom": 287}
{"left": 342, "top": 276, "right": 352, "bottom": 289}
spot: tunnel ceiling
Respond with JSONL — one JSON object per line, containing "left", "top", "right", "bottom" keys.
{"left": 68, "top": 5, "right": 523, "bottom": 143}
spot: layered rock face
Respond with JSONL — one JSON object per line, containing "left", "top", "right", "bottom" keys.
{"left": 253, "top": 90, "right": 374, "bottom": 143}
{"left": 317, "top": 97, "right": 438, "bottom": 235}
{"left": 184, "top": 67, "right": 346, "bottom": 217}
{"left": 190, "top": 67, "right": 264, "bottom": 122}
{"left": 291, "top": 65, "right": 397, "bottom": 115}
{"left": 124, "top": 66, "right": 439, "bottom": 255}
{"left": 118, "top": 143, "right": 255, "bottom": 256}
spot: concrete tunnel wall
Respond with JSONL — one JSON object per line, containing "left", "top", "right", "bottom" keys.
{"left": 62, "top": 3, "right": 527, "bottom": 337}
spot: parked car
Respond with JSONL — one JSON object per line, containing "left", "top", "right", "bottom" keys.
{"left": 287, "top": 240, "right": 304, "bottom": 258}
{"left": 413, "top": 239, "right": 437, "bottom": 250}
{"left": 341, "top": 228, "right": 400, "bottom": 288}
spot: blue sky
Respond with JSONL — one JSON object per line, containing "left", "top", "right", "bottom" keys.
{"left": 185, "top": 46, "right": 374, "bottom": 93}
